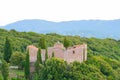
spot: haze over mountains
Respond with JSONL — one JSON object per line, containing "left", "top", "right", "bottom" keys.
{"left": 1, "top": 19, "right": 120, "bottom": 39}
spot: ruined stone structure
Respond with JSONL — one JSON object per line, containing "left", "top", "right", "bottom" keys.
{"left": 27, "top": 42, "right": 87, "bottom": 72}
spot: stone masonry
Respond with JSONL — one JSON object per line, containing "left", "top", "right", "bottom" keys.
{"left": 27, "top": 42, "right": 87, "bottom": 72}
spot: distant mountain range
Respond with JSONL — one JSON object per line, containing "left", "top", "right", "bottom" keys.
{"left": 1, "top": 19, "right": 120, "bottom": 39}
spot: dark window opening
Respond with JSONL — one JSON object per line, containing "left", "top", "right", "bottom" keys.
{"left": 73, "top": 50, "right": 75, "bottom": 54}
{"left": 73, "top": 47, "right": 76, "bottom": 48}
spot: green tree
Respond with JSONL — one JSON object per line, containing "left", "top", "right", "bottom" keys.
{"left": 24, "top": 50, "right": 30, "bottom": 79}
{"left": 45, "top": 48, "right": 48, "bottom": 61}
{"left": 52, "top": 52, "right": 54, "bottom": 57}
{"left": 37, "top": 48, "right": 42, "bottom": 64}
{"left": 35, "top": 60, "right": 39, "bottom": 74}
{"left": 1, "top": 60, "right": 9, "bottom": 80}
{"left": 10, "top": 52, "right": 25, "bottom": 70}
{"left": 4, "top": 37, "right": 13, "bottom": 63}
{"left": 39, "top": 37, "right": 46, "bottom": 49}
{"left": 63, "top": 37, "right": 70, "bottom": 49}
{"left": 39, "top": 58, "right": 67, "bottom": 80}
{"left": 35, "top": 48, "right": 43, "bottom": 74}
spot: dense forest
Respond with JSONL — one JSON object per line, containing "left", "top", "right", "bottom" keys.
{"left": 0, "top": 28, "right": 120, "bottom": 80}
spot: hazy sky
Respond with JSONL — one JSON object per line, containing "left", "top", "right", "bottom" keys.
{"left": 0, "top": 0, "right": 120, "bottom": 26}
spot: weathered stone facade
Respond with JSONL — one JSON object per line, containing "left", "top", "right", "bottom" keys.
{"left": 27, "top": 42, "right": 87, "bottom": 72}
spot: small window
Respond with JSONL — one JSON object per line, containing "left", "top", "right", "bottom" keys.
{"left": 73, "top": 47, "right": 76, "bottom": 48}
{"left": 73, "top": 50, "right": 75, "bottom": 54}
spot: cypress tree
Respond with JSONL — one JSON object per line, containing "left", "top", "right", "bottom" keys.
{"left": 1, "top": 60, "right": 9, "bottom": 80}
{"left": 4, "top": 37, "right": 12, "bottom": 63}
{"left": 37, "top": 48, "right": 42, "bottom": 64}
{"left": 25, "top": 50, "right": 30, "bottom": 79}
{"left": 35, "top": 48, "right": 44, "bottom": 74}
{"left": 39, "top": 37, "right": 46, "bottom": 49}
{"left": 35, "top": 60, "right": 39, "bottom": 74}
{"left": 45, "top": 48, "right": 48, "bottom": 61}
{"left": 63, "top": 37, "right": 70, "bottom": 49}
{"left": 35, "top": 48, "right": 42, "bottom": 74}
{"left": 52, "top": 52, "right": 54, "bottom": 57}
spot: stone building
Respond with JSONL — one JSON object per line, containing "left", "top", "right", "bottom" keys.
{"left": 27, "top": 42, "right": 87, "bottom": 73}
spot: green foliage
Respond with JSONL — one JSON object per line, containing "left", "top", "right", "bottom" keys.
{"left": 33, "top": 73, "right": 39, "bottom": 80}
{"left": 10, "top": 52, "right": 25, "bottom": 69}
{"left": 39, "top": 58, "right": 67, "bottom": 80}
{"left": 24, "top": 50, "right": 30, "bottom": 79}
{"left": 35, "top": 60, "right": 40, "bottom": 74}
{"left": 37, "top": 58, "right": 106, "bottom": 80}
{"left": 35, "top": 48, "right": 43, "bottom": 74}
{"left": 45, "top": 48, "right": 48, "bottom": 61}
{"left": 65, "top": 61, "right": 105, "bottom": 80}
{"left": 39, "top": 37, "right": 46, "bottom": 49}
{"left": 37, "top": 48, "right": 42, "bottom": 64}
{"left": 63, "top": 37, "right": 71, "bottom": 49}
{"left": 35, "top": 62, "right": 44, "bottom": 75}
{"left": 1, "top": 60, "right": 9, "bottom": 80}
{"left": 4, "top": 37, "right": 13, "bottom": 63}
{"left": 11, "top": 77, "right": 26, "bottom": 80}
{"left": 86, "top": 56, "right": 119, "bottom": 79}
{"left": 0, "top": 29, "right": 120, "bottom": 79}
{"left": 52, "top": 52, "right": 54, "bottom": 57}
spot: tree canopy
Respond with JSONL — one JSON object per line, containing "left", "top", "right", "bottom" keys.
{"left": 0, "top": 29, "right": 120, "bottom": 79}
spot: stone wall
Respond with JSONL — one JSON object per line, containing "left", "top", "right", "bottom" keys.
{"left": 64, "top": 46, "right": 84, "bottom": 63}
{"left": 27, "top": 43, "right": 87, "bottom": 72}
{"left": 27, "top": 43, "right": 87, "bottom": 63}
{"left": 27, "top": 45, "right": 38, "bottom": 63}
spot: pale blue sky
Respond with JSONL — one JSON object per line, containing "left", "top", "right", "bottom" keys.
{"left": 0, "top": 0, "right": 120, "bottom": 26}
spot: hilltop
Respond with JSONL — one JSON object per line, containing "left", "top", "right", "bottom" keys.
{"left": 0, "top": 29, "right": 120, "bottom": 79}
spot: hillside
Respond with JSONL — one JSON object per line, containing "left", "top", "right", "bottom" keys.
{"left": 0, "top": 28, "right": 120, "bottom": 79}
{"left": 1, "top": 19, "right": 120, "bottom": 39}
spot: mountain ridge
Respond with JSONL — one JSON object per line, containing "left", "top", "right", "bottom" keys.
{"left": 1, "top": 19, "right": 120, "bottom": 39}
